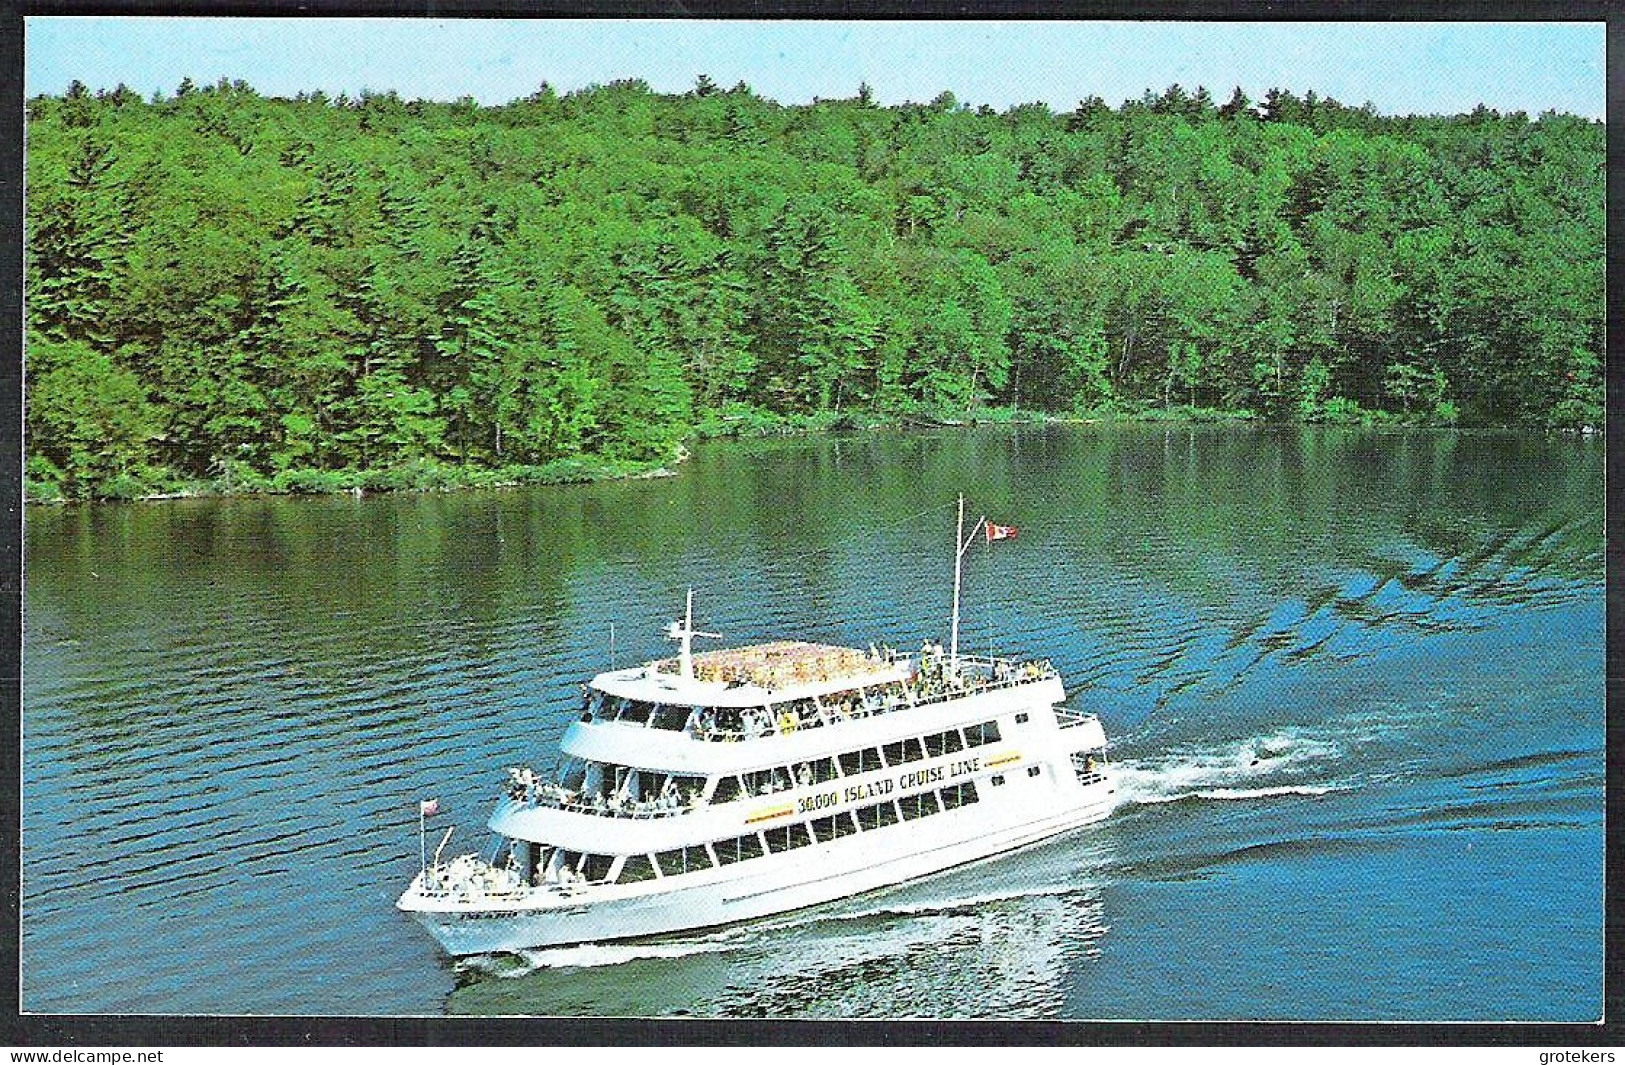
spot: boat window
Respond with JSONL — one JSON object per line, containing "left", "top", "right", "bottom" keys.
{"left": 923, "top": 732, "right": 946, "bottom": 758}
{"left": 832, "top": 811, "right": 858, "bottom": 838}
{"left": 1015, "top": 712, "right": 1030, "bottom": 725}
{"left": 939, "top": 781, "right": 979, "bottom": 809}
{"left": 1027, "top": 765, "right": 1042, "bottom": 778}
{"left": 582, "top": 853, "right": 615, "bottom": 883}
{"left": 557, "top": 759, "right": 587, "bottom": 791}
{"left": 667, "top": 774, "right": 705, "bottom": 804}
{"left": 619, "top": 700, "right": 655, "bottom": 725}
{"left": 734, "top": 706, "right": 774, "bottom": 738}
{"left": 599, "top": 696, "right": 629, "bottom": 719}
{"left": 963, "top": 720, "right": 1001, "bottom": 747}
{"left": 555, "top": 850, "right": 583, "bottom": 874}
{"left": 618, "top": 854, "right": 657, "bottom": 883}
{"left": 711, "top": 775, "right": 745, "bottom": 804}
{"left": 811, "top": 815, "right": 838, "bottom": 843}
{"left": 765, "top": 823, "right": 813, "bottom": 853}
{"left": 714, "top": 833, "right": 765, "bottom": 865}
{"left": 536, "top": 845, "right": 562, "bottom": 884}
{"left": 838, "top": 747, "right": 883, "bottom": 776}
{"left": 941, "top": 729, "right": 964, "bottom": 753}
{"left": 990, "top": 774, "right": 1005, "bottom": 786}
{"left": 781, "top": 698, "right": 819, "bottom": 728}
{"left": 650, "top": 703, "right": 692, "bottom": 731}
{"left": 883, "top": 737, "right": 926, "bottom": 765}
{"left": 654, "top": 845, "right": 713, "bottom": 876}
{"left": 701, "top": 707, "right": 745, "bottom": 737}
{"left": 856, "top": 802, "right": 898, "bottom": 831}
{"left": 743, "top": 767, "right": 791, "bottom": 796}
{"left": 791, "top": 758, "right": 838, "bottom": 787}
{"left": 900, "top": 792, "right": 942, "bottom": 820}
{"left": 821, "top": 690, "right": 860, "bottom": 720}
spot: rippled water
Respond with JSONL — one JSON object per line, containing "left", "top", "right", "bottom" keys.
{"left": 22, "top": 425, "right": 1603, "bottom": 1019}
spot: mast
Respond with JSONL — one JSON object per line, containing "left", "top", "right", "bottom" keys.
{"left": 668, "top": 588, "right": 720, "bottom": 680}
{"left": 949, "top": 493, "right": 987, "bottom": 670}
{"left": 950, "top": 494, "right": 964, "bottom": 668}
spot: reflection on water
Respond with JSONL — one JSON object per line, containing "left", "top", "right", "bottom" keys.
{"left": 22, "top": 425, "right": 1602, "bottom": 1018}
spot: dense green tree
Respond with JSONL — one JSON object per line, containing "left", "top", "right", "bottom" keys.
{"left": 22, "top": 77, "right": 1604, "bottom": 499}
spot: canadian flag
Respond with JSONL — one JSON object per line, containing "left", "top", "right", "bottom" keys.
{"left": 419, "top": 798, "right": 441, "bottom": 817}
{"left": 985, "top": 522, "right": 1018, "bottom": 542}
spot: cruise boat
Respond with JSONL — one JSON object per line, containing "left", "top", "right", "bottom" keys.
{"left": 397, "top": 499, "right": 1116, "bottom": 956}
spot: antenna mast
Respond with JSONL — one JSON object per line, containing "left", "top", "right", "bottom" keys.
{"left": 949, "top": 493, "right": 987, "bottom": 670}
{"left": 667, "top": 588, "right": 721, "bottom": 680}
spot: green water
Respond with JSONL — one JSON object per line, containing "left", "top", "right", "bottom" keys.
{"left": 23, "top": 424, "right": 1603, "bottom": 1018}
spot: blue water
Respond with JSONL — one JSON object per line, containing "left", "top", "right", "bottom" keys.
{"left": 21, "top": 424, "right": 1603, "bottom": 1019}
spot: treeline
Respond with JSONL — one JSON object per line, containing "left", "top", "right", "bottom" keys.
{"left": 25, "top": 77, "right": 1604, "bottom": 499}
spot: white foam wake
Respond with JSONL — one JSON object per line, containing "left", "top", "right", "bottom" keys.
{"left": 1135, "top": 783, "right": 1342, "bottom": 805}
{"left": 1111, "top": 728, "right": 1347, "bottom": 806}
{"left": 455, "top": 936, "right": 739, "bottom": 977}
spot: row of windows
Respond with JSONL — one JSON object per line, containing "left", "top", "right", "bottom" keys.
{"left": 584, "top": 692, "right": 695, "bottom": 731}
{"left": 710, "top": 720, "right": 1002, "bottom": 803}
{"left": 583, "top": 680, "right": 917, "bottom": 736}
{"left": 554, "top": 779, "right": 984, "bottom": 886}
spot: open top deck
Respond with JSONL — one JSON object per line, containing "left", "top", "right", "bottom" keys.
{"left": 652, "top": 640, "right": 889, "bottom": 689}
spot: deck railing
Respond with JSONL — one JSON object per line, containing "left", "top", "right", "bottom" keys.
{"left": 506, "top": 779, "right": 697, "bottom": 819}
{"left": 691, "top": 654, "right": 1059, "bottom": 743}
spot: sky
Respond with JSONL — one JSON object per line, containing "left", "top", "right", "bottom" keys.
{"left": 23, "top": 17, "right": 1608, "bottom": 121}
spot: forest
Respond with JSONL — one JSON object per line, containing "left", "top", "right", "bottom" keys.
{"left": 24, "top": 76, "right": 1605, "bottom": 500}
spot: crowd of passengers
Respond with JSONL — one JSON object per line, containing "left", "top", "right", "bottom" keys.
{"left": 488, "top": 777, "right": 989, "bottom": 891}
{"left": 507, "top": 765, "right": 704, "bottom": 817}
{"left": 576, "top": 644, "right": 1053, "bottom": 743}
{"left": 685, "top": 649, "right": 1051, "bottom": 741}
{"left": 504, "top": 719, "right": 1005, "bottom": 818}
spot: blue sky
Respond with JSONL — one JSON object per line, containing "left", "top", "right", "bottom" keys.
{"left": 24, "top": 18, "right": 1607, "bottom": 120}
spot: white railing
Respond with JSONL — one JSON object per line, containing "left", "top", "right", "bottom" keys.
{"left": 506, "top": 774, "right": 698, "bottom": 819}
{"left": 691, "top": 654, "right": 1059, "bottom": 743}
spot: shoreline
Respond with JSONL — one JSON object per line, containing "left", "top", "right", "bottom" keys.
{"left": 25, "top": 405, "right": 1557, "bottom": 507}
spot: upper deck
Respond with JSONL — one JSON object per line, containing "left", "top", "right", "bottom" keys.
{"left": 657, "top": 640, "right": 885, "bottom": 690}
{"left": 569, "top": 641, "right": 1061, "bottom": 756}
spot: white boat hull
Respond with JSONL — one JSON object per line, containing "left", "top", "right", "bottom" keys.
{"left": 399, "top": 784, "right": 1116, "bottom": 956}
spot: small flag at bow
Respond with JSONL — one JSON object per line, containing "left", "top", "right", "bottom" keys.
{"left": 985, "top": 522, "right": 1019, "bottom": 543}
{"left": 419, "top": 798, "right": 441, "bottom": 817}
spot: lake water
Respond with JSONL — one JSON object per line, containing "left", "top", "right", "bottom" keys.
{"left": 21, "top": 424, "right": 1604, "bottom": 1020}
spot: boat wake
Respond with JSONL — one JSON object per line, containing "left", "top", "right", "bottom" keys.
{"left": 460, "top": 935, "right": 739, "bottom": 976}
{"left": 1111, "top": 729, "right": 1349, "bottom": 807}
{"left": 457, "top": 872, "right": 1101, "bottom": 978}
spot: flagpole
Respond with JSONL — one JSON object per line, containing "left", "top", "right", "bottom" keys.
{"left": 951, "top": 494, "right": 964, "bottom": 669}
{"left": 420, "top": 805, "right": 427, "bottom": 880}
{"left": 949, "top": 494, "right": 988, "bottom": 671}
